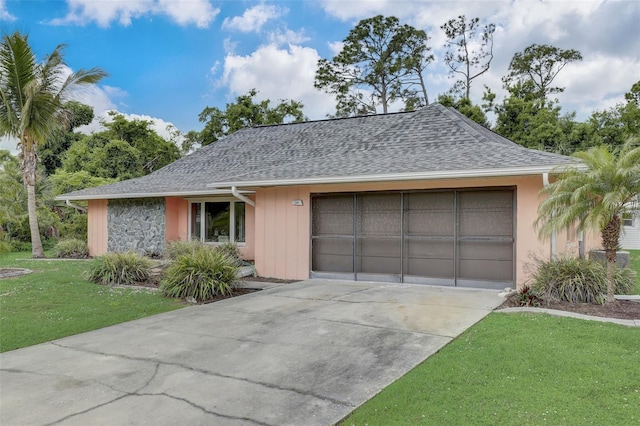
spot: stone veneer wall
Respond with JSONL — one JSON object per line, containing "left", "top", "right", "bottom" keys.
{"left": 108, "top": 198, "right": 165, "bottom": 255}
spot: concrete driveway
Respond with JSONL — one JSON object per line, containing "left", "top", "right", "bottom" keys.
{"left": 1, "top": 280, "right": 503, "bottom": 426}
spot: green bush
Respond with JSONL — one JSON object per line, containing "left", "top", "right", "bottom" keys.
{"left": 0, "top": 240, "right": 11, "bottom": 253}
{"left": 215, "top": 242, "right": 243, "bottom": 266}
{"left": 160, "top": 245, "right": 238, "bottom": 302}
{"left": 164, "top": 239, "right": 204, "bottom": 260}
{"left": 87, "top": 251, "right": 153, "bottom": 286}
{"left": 54, "top": 238, "right": 89, "bottom": 258}
{"left": 531, "top": 257, "right": 635, "bottom": 304}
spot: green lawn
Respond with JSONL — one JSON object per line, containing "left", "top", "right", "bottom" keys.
{"left": 0, "top": 252, "right": 184, "bottom": 352}
{"left": 342, "top": 313, "right": 640, "bottom": 426}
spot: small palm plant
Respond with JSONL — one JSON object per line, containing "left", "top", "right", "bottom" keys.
{"left": 535, "top": 140, "right": 640, "bottom": 303}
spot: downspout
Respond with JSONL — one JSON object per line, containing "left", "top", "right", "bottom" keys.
{"left": 542, "top": 173, "right": 556, "bottom": 260}
{"left": 231, "top": 186, "right": 255, "bottom": 207}
{"left": 65, "top": 199, "right": 87, "bottom": 213}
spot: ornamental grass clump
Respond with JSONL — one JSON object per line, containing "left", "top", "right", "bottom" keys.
{"left": 160, "top": 245, "right": 238, "bottom": 302}
{"left": 87, "top": 251, "right": 153, "bottom": 286}
{"left": 54, "top": 238, "right": 89, "bottom": 258}
{"left": 531, "top": 257, "right": 635, "bottom": 305}
{"left": 164, "top": 239, "right": 204, "bottom": 260}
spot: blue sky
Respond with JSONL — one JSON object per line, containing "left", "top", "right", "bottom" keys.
{"left": 1, "top": 0, "right": 639, "bottom": 152}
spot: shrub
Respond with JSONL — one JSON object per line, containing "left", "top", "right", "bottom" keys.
{"left": 160, "top": 246, "right": 238, "bottom": 302}
{"left": 215, "top": 242, "right": 243, "bottom": 266}
{"left": 164, "top": 239, "right": 204, "bottom": 260}
{"left": 54, "top": 238, "right": 89, "bottom": 258}
{"left": 515, "top": 286, "right": 543, "bottom": 307}
{"left": 87, "top": 251, "right": 153, "bottom": 286}
{"left": 531, "top": 257, "right": 635, "bottom": 304}
{"left": 0, "top": 240, "right": 11, "bottom": 253}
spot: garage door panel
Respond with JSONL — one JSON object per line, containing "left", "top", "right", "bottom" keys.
{"left": 358, "top": 256, "right": 401, "bottom": 275}
{"left": 312, "top": 239, "right": 353, "bottom": 273}
{"left": 312, "top": 196, "right": 353, "bottom": 236}
{"left": 459, "top": 191, "right": 512, "bottom": 209}
{"left": 458, "top": 240, "right": 514, "bottom": 260}
{"left": 458, "top": 259, "right": 513, "bottom": 282}
{"left": 356, "top": 238, "right": 401, "bottom": 275}
{"left": 458, "top": 212, "right": 513, "bottom": 237}
{"left": 406, "top": 212, "right": 454, "bottom": 236}
{"left": 404, "top": 238, "right": 453, "bottom": 258}
{"left": 404, "top": 258, "right": 454, "bottom": 278}
{"left": 357, "top": 194, "right": 401, "bottom": 236}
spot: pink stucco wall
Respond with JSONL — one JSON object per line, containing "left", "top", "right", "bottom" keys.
{"left": 254, "top": 187, "right": 310, "bottom": 279}
{"left": 165, "top": 197, "right": 189, "bottom": 243}
{"left": 87, "top": 199, "right": 108, "bottom": 256}
{"left": 252, "top": 175, "right": 571, "bottom": 288}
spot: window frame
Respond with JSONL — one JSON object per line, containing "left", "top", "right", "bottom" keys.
{"left": 188, "top": 198, "right": 246, "bottom": 245}
{"left": 622, "top": 211, "right": 635, "bottom": 227}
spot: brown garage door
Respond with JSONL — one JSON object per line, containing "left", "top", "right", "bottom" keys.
{"left": 311, "top": 189, "right": 514, "bottom": 289}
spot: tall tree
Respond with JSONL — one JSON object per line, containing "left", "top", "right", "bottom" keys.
{"left": 437, "top": 94, "right": 489, "bottom": 127}
{"left": 315, "top": 15, "right": 432, "bottom": 116}
{"left": 192, "top": 89, "right": 306, "bottom": 149}
{"left": 39, "top": 101, "right": 94, "bottom": 175}
{"left": 585, "top": 80, "right": 640, "bottom": 149}
{"left": 0, "top": 31, "right": 107, "bottom": 257}
{"left": 535, "top": 141, "right": 640, "bottom": 303}
{"left": 503, "top": 44, "right": 582, "bottom": 102}
{"left": 441, "top": 15, "right": 495, "bottom": 99}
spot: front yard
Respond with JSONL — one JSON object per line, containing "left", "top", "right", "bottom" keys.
{"left": 342, "top": 313, "right": 640, "bottom": 425}
{"left": 0, "top": 252, "right": 184, "bottom": 352}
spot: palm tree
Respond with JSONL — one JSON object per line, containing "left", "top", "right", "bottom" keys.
{"left": 0, "top": 31, "right": 107, "bottom": 257}
{"left": 535, "top": 140, "right": 640, "bottom": 303}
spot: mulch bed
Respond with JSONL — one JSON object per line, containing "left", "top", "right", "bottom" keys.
{"left": 498, "top": 294, "right": 640, "bottom": 320}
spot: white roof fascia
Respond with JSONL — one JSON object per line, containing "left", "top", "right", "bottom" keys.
{"left": 207, "top": 164, "right": 585, "bottom": 189}
{"left": 56, "top": 189, "right": 256, "bottom": 202}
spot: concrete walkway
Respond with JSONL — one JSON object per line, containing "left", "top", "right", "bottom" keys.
{"left": 1, "top": 280, "right": 503, "bottom": 426}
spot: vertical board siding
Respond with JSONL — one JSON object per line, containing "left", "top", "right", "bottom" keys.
{"left": 254, "top": 187, "right": 311, "bottom": 280}
{"left": 88, "top": 199, "right": 108, "bottom": 256}
{"left": 165, "top": 197, "right": 189, "bottom": 243}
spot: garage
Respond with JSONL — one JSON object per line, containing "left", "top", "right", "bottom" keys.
{"left": 311, "top": 189, "right": 515, "bottom": 289}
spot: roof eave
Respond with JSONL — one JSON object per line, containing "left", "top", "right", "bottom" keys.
{"left": 55, "top": 189, "right": 256, "bottom": 201}
{"left": 208, "top": 164, "right": 585, "bottom": 188}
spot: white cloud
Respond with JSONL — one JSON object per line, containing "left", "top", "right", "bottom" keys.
{"left": 220, "top": 43, "right": 336, "bottom": 119}
{"left": 50, "top": 0, "right": 219, "bottom": 28}
{"left": 327, "top": 41, "right": 343, "bottom": 56}
{"left": 222, "top": 4, "right": 285, "bottom": 33}
{"left": 0, "top": 0, "right": 15, "bottom": 21}
{"left": 268, "top": 28, "right": 309, "bottom": 46}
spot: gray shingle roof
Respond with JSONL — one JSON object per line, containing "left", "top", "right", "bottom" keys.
{"left": 58, "top": 103, "right": 577, "bottom": 200}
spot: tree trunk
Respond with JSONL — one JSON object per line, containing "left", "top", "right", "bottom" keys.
{"left": 605, "top": 251, "right": 616, "bottom": 304}
{"left": 418, "top": 72, "right": 429, "bottom": 105}
{"left": 601, "top": 215, "right": 621, "bottom": 304}
{"left": 22, "top": 147, "right": 45, "bottom": 258}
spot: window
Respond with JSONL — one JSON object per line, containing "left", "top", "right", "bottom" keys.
{"left": 189, "top": 201, "right": 246, "bottom": 243}
{"left": 622, "top": 212, "right": 635, "bottom": 227}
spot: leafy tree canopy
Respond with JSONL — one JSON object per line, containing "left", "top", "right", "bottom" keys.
{"left": 503, "top": 44, "right": 582, "bottom": 102}
{"left": 315, "top": 15, "right": 433, "bottom": 117}
{"left": 190, "top": 89, "right": 306, "bottom": 150}
{"left": 62, "top": 112, "right": 180, "bottom": 180}
{"left": 437, "top": 94, "right": 489, "bottom": 127}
